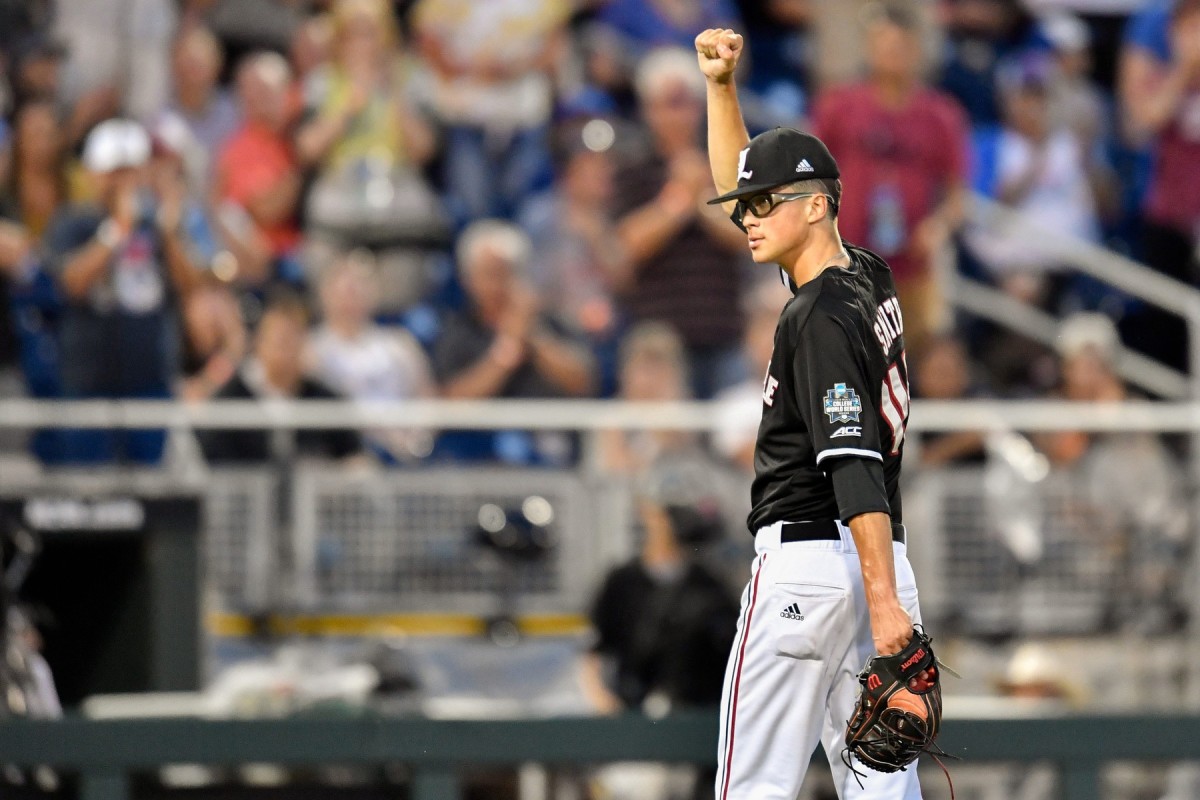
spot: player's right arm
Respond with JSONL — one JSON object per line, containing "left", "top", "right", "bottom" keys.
{"left": 695, "top": 29, "right": 750, "bottom": 215}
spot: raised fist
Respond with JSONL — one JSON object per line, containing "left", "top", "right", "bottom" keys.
{"left": 694, "top": 28, "right": 744, "bottom": 84}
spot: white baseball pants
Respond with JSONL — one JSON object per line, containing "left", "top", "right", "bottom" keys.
{"left": 715, "top": 520, "right": 924, "bottom": 800}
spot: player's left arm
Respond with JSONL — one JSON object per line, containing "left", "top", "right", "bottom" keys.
{"left": 847, "top": 512, "right": 912, "bottom": 655}
{"left": 792, "top": 310, "right": 911, "bottom": 655}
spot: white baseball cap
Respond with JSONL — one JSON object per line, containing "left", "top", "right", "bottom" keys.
{"left": 82, "top": 119, "right": 151, "bottom": 173}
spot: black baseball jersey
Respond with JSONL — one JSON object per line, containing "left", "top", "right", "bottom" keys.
{"left": 747, "top": 244, "right": 909, "bottom": 533}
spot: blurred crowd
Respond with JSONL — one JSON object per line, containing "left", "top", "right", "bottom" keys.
{"left": 0, "top": 0, "right": 1196, "bottom": 475}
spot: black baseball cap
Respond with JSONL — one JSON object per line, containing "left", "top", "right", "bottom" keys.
{"left": 708, "top": 127, "right": 840, "bottom": 206}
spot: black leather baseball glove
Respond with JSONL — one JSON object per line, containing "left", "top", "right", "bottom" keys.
{"left": 843, "top": 626, "right": 944, "bottom": 775}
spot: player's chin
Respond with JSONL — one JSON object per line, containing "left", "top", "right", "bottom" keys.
{"left": 748, "top": 245, "right": 776, "bottom": 264}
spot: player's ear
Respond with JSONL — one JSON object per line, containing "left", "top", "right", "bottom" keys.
{"left": 807, "top": 195, "right": 829, "bottom": 225}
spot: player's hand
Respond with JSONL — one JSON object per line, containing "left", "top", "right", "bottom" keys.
{"left": 695, "top": 28, "right": 743, "bottom": 85}
{"left": 870, "top": 601, "right": 914, "bottom": 656}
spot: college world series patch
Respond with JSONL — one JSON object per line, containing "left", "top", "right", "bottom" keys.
{"left": 824, "top": 383, "right": 862, "bottom": 423}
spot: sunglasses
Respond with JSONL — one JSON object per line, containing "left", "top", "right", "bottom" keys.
{"left": 732, "top": 192, "right": 839, "bottom": 230}
{"left": 736, "top": 192, "right": 832, "bottom": 219}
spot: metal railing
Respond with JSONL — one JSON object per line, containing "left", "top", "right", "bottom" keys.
{"left": 961, "top": 194, "right": 1200, "bottom": 400}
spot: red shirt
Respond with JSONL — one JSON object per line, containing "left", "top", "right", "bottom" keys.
{"left": 218, "top": 122, "right": 301, "bottom": 255}
{"left": 812, "top": 83, "right": 969, "bottom": 282}
{"left": 1145, "top": 90, "right": 1200, "bottom": 235}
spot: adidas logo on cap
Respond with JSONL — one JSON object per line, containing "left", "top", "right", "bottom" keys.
{"left": 780, "top": 603, "right": 805, "bottom": 621}
{"left": 796, "top": 159, "right": 814, "bottom": 173}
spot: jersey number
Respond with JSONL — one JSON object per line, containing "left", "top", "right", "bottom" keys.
{"left": 879, "top": 356, "right": 910, "bottom": 456}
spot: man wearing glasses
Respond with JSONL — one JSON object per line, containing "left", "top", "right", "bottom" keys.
{"left": 696, "top": 28, "right": 927, "bottom": 800}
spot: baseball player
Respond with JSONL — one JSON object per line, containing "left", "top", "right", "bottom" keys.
{"left": 695, "top": 29, "right": 926, "bottom": 799}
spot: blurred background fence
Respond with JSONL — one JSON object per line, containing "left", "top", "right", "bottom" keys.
{"left": 4, "top": 398, "right": 1200, "bottom": 798}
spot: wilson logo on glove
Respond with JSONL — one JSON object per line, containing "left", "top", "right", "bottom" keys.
{"left": 900, "top": 648, "right": 926, "bottom": 671}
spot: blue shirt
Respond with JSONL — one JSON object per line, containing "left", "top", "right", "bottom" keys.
{"left": 43, "top": 204, "right": 179, "bottom": 396}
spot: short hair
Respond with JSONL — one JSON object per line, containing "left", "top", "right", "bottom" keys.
{"left": 784, "top": 177, "right": 843, "bottom": 220}
{"left": 456, "top": 219, "right": 531, "bottom": 277}
{"left": 634, "top": 46, "right": 706, "bottom": 102}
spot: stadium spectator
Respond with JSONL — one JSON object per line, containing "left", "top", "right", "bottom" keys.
{"left": 580, "top": 455, "right": 738, "bottom": 715}
{"left": 611, "top": 47, "right": 747, "bottom": 399}
{"left": 519, "top": 117, "right": 627, "bottom": 386}
{"left": 297, "top": 0, "right": 446, "bottom": 308}
{"left": 965, "top": 54, "right": 1110, "bottom": 311}
{"left": 150, "top": 113, "right": 273, "bottom": 289}
{"left": 911, "top": 333, "right": 988, "bottom": 467}
{"left": 198, "top": 292, "right": 363, "bottom": 464}
{"left": 598, "top": 321, "right": 696, "bottom": 475}
{"left": 937, "top": 0, "right": 1037, "bottom": 128}
{"left": 8, "top": 100, "right": 66, "bottom": 240}
{"left": 812, "top": 4, "right": 969, "bottom": 358}
{"left": 432, "top": 220, "right": 594, "bottom": 463}
{"left": 287, "top": 12, "right": 333, "bottom": 117}
{"left": 162, "top": 26, "right": 240, "bottom": 194}
{"left": 1035, "top": 313, "right": 1189, "bottom": 633}
{"left": 412, "top": 0, "right": 569, "bottom": 222}
{"left": 52, "top": 0, "right": 176, "bottom": 131}
{"left": 435, "top": 220, "right": 594, "bottom": 400}
{"left": 179, "top": 274, "right": 245, "bottom": 403}
{"left": 711, "top": 279, "right": 787, "bottom": 473}
{"left": 307, "top": 249, "right": 436, "bottom": 462}
{"left": 1117, "top": 0, "right": 1200, "bottom": 370}
{"left": 217, "top": 52, "right": 303, "bottom": 286}
{"left": 44, "top": 119, "right": 201, "bottom": 464}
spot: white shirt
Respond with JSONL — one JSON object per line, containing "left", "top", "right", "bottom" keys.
{"left": 968, "top": 127, "right": 1101, "bottom": 275}
{"left": 308, "top": 325, "right": 433, "bottom": 402}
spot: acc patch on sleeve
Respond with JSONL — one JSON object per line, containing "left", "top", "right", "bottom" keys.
{"left": 823, "top": 383, "right": 862, "bottom": 423}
